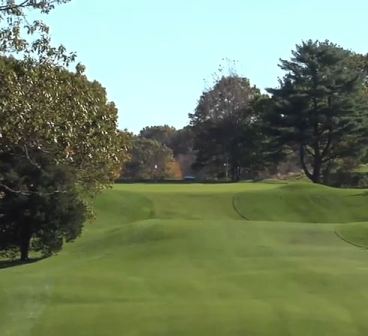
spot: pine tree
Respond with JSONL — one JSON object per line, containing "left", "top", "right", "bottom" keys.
{"left": 267, "top": 40, "right": 368, "bottom": 183}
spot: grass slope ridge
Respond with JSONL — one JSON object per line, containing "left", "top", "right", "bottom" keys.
{"left": 0, "top": 183, "right": 368, "bottom": 336}
{"left": 233, "top": 183, "right": 368, "bottom": 223}
{"left": 336, "top": 223, "right": 368, "bottom": 248}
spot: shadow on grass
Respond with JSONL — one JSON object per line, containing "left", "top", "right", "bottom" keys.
{"left": 0, "top": 257, "right": 45, "bottom": 270}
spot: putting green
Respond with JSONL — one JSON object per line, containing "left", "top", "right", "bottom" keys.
{"left": 1, "top": 182, "right": 368, "bottom": 336}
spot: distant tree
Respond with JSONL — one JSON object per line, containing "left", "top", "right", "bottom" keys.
{"left": 139, "top": 125, "right": 194, "bottom": 160}
{"left": 170, "top": 126, "right": 194, "bottom": 156}
{"left": 139, "top": 125, "right": 176, "bottom": 148}
{"left": 189, "top": 74, "right": 268, "bottom": 180}
{"left": 167, "top": 160, "right": 183, "bottom": 180}
{"left": 0, "top": 146, "right": 86, "bottom": 261}
{"left": 266, "top": 40, "right": 368, "bottom": 183}
{"left": 123, "top": 137, "right": 176, "bottom": 180}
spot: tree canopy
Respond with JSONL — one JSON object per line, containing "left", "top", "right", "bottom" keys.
{"left": 0, "top": 0, "right": 75, "bottom": 64}
{"left": 266, "top": 40, "right": 368, "bottom": 183}
{"left": 122, "top": 136, "right": 177, "bottom": 180}
{"left": 0, "top": 145, "right": 86, "bottom": 261}
{"left": 189, "top": 75, "right": 269, "bottom": 180}
{"left": 0, "top": 0, "right": 127, "bottom": 260}
{"left": 0, "top": 56, "right": 125, "bottom": 193}
{"left": 139, "top": 125, "right": 176, "bottom": 148}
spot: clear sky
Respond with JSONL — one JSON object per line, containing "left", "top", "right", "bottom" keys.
{"left": 43, "top": 0, "right": 368, "bottom": 133}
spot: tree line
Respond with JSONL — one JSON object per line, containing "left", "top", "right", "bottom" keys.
{"left": 122, "top": 40, "right": 368, "bottom": 185}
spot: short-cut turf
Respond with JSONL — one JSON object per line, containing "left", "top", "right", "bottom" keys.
{"left": 1, "top": 182, "right": 368, "bottom": 336}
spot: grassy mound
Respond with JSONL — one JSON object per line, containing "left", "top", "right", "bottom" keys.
{"left": 233, "top": 183, "right": 368, "bottom": 223}
{"left": 1, "top": 183, "right": 368, "bottom": 336}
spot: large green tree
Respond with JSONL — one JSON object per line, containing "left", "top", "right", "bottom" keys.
{"left": 0, "top": 56, "right": 124, "bottom": 194}
{"left": 0, "top": 1, "right": 127, "bottom": 260}
{"left": 0, "top": 57, "right": 124, "bottom": 260}
{"left": 266, "top": 40, "right": 368, "bottom": 183}
{"left": 189, "top": 75, "right": 267, "bottom": 180}
{"left": 0, "top": 146, "right": 86, "bottom": 261}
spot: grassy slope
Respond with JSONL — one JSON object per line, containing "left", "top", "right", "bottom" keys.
{"left": 234, "top": 183, "right": 368, "bottom": 222}
{"left": 1, "top": 183, "right": 368, "bottom": 335}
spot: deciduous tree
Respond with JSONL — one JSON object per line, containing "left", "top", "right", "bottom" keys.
{"left": 123, "top": 137, "right": 176, "bottom": 180}
{"left": 0, "top": 0, "right": 128, "bottom": 259}
{"left": 189, "top": 74, "right": 267, "bottom": 180}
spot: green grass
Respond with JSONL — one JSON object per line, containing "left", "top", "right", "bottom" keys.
{"left": 234, "top": 183, "right": 368, "bottom": 222}
{"left": 336, "top": 222, "right": 368, "bottom": 248}
{"left": 354, "top": 164, "right": 368, "bottom": 173}
{"left": 1, "top": 182, "right": 368, "bottom": 335}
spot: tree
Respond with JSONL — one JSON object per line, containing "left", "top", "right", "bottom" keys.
{"left": 123, "top": 137, "right": 176, "bottom": 180}
{"left": 170, "top": 126, "right": 194, "bottom": 157}
{"left": 139, "top": 125, "right": 195, "bottom": 169}
{"left": 0, "top": 145, "right": 86, "bottom": 261}
{"left": 0, "top": 1, "right": 126, "bottom": 260}
{"left": 0, "top": 57, "right": 125, "bottom": 260}
{"left": 266, "top": 40, "right": 368, "bottom": 183}
{"left": 189, "top": 74, "right": 267, "bottom": 180}
{"left": 139, "top": 125, "right": 176, "bottom": 148}
{"left": 0, "top": 56, "right": 125, "bottom": 194}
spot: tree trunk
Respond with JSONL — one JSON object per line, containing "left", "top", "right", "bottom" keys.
{"left": 230, "top": 164, "right": 240, "bottom": 181}
{"left": 299, "top": 145, "right": 313, "bottom": 181}
{"left": 19, "top": 224, "right": 31, "bottom": 262}
{"left": 300, "top": 145, "right": 323, "bottom": 184}
{"left": 322, "top": 160, "right": 332, "bottom": 185}
{"left": 312, "top": 159, "right": 322, "bottom": 184}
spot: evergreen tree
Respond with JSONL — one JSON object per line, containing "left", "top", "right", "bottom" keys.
{"left": 266, "top": 40, "right": 368, "bottom": 183}
{"left": 0, "top": 146, "right": 86, "bottom": 261}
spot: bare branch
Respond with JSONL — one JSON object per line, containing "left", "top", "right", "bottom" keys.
{"left": 0, "top": 182, "right": 27, "bottom": 194}
{"left": 23, "top": 144, "right": 42, "bottom": 169}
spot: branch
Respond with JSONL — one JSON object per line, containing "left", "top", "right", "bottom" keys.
{"left": 23, "top": 145, "right": 41, "bottom": 169}
{"left": 321, "top": 129, "right": 333, "bottom": 158}
{"left": 305, "top": 145, "right": 315, "bottom": 158}
{"left": 0, "top": 0, "right": 65, "bottom": 12}
{"left": 0, "top": 183, "right": 67, "bottom": 196}
{"left": 0, "top": 1, "right": 31, "bottom": 11}
{"left": 0, "top": 183, "right": 27, "bottom": 194}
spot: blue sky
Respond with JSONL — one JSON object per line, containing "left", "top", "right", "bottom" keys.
{"left": 43, "top": 0, "right": 368, "bottom": 133}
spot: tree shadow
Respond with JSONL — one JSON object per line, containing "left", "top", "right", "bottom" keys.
{"left": 0, "top": 257, "right": 45, "bottom": 270}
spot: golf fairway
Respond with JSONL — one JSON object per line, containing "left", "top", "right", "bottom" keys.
{"left": 1, "top": 182, "right": 368, "bottom": 336}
